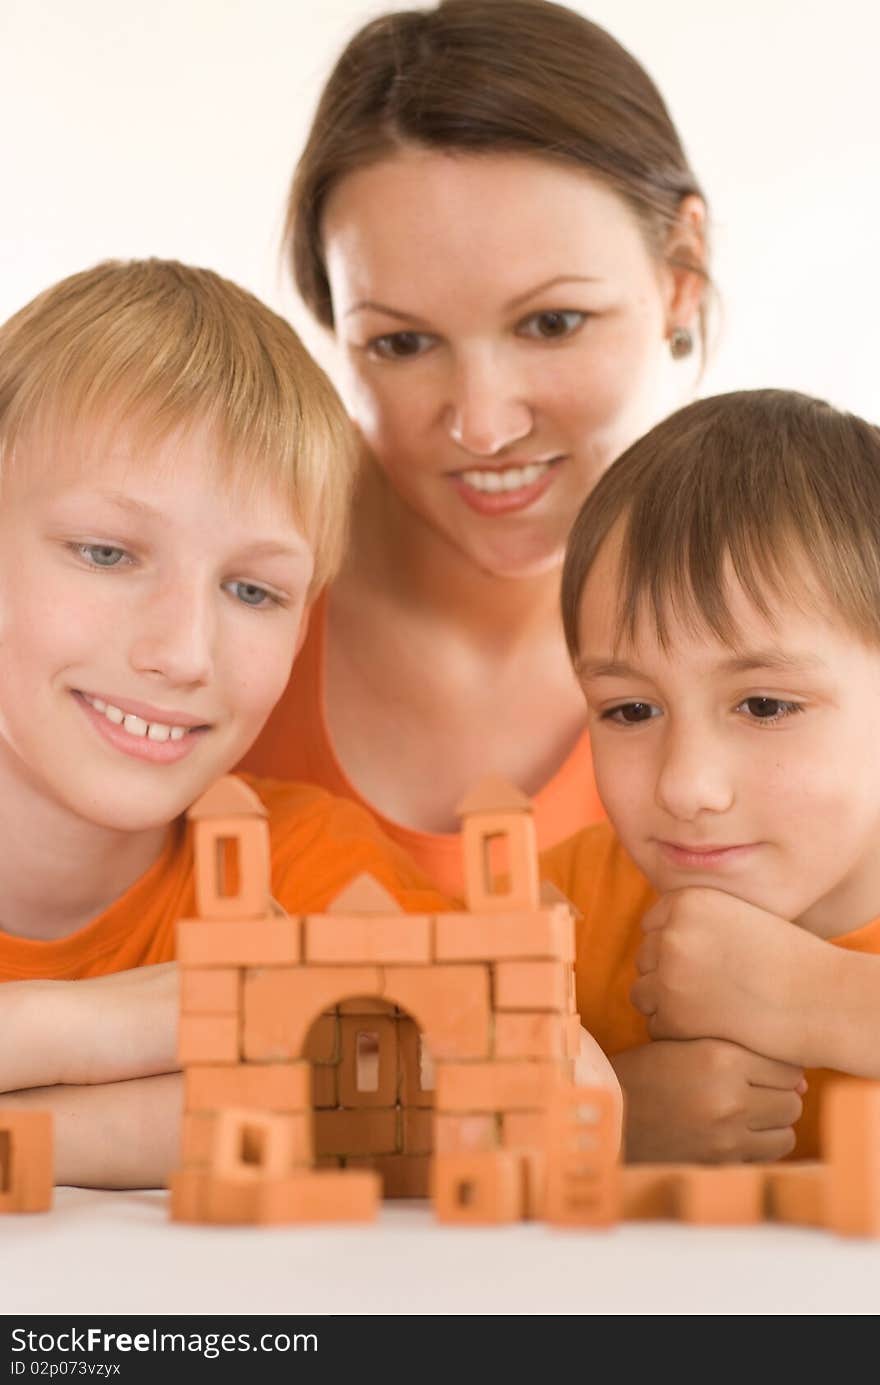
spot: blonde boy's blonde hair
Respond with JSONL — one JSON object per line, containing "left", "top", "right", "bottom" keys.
{"left": 561, "top": 389, "right": 880, "bottom": 659}
{"left": 0, "top": 259, "right": 356, "bottom": 591}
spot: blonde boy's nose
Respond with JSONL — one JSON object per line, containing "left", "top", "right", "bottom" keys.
{"left": 128, "top": 585, "right": 213, "bottom": 687}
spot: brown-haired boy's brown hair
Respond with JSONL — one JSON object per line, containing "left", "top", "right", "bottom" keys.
{"left": 561, "top": 389, "right": 880, "bottom": 660}
{"left": 0, "top": 259, "right": 356, "bottom": 592}
{"left": 286, "top": 0, "right": 709, "bottom": 341}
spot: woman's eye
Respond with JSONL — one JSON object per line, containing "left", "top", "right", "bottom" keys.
{"left": 76, "top": 544, "right": 127, "bottom": 568}
{"left": 517, "top": 309, "right": 587, "bottom": 341}
{"left": 368, "top": 331, "right": 435, "bottom": 361}
{"left": 227, "top": 580, "right": 275, "bottom": 609}
{"left": 738, "top": 696, "right": 804, "bottom": 723}
{"left": 602, "top": 701, "right": 658, "bottom": 725}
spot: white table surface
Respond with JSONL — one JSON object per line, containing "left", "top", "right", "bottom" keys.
{"left": 2, "top": 1188, "right": 879, "bottom": 1316}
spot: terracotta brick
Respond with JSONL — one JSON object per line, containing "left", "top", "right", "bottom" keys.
{"left": 435, "top": 907, "right": 574, "bottom": 963}
{"left": 494, "top": 1012, "right": 567, "bottom": 1059}
{"left": 168, "top": 1168, "right": 208, "bottom": 1223}
{"left": 178, "top": 918, "right": 300, "bottom": 968}
{"left": 203, "top": 1175, "right": 261, "bottom": 1225}
{"left": 432, "top": 1150, "right": 524, "bottom": 1223}
{"left": 435, "top": 1060, "right": 561, "bottom": 1112}
{"left": 824, "top": 1079, "right": 880, "bottom": 1235}
{"left": 178, "top": 1014, "right": 240, "bottom": 1066}
{"left": 434, "top": 1114, "right": 497, "bottom": 1153}
{"left": 339, "top": 1016, "right": 398, "bottom": 1107}
{"left": 564, "top": 1013, "right": 582, "bottom": 1060}
{"left": 348, "top": 1154, "right": 431, "bottom": 1198}
{"left": 194, "top": 816, "right": 271, "bottom": 921}
{"left": 398, "top": 1018, "right": 435, "bottom": 1108}
{"left": 0, "top": 1111, "right": 53, "bottom": 1213}
{"left": 677, "top": 1167, "right": 764, "bottom": 1225}
{"left": 402, "top": 1108, "right": 433, "bottom": 1156}
{"left": 259, "top": 1170, "right": 380, "bottom": 1223}
{"left": 305, "top": 914, "right": 433, "bottom": 964}
{"left": 339, "top": 999, "right": 397, "bottom": 1016}
{"left": 494, "top": 961, "right": 571, "bottom": 1011}
{"left": 180, "top": 967, "right": 240, "bottom": 1014}
{"left": 461, "top": 812, "right": 540, "bottom": 914}
{"left": 302, "top": 1014, "right": 340, "bottom": 1064}
{"left": 619, "top": 1166, "right": 680, "bottom": 1221}
{"left": 314, "top": 1108, "right": 399, "bottom": 1157}
{"left": 384, "top": 965, "right": 491, "bottom": 1059}
{"left": 210, "top": 1108, "right": 306, "bottom": 1181}
{"left": 184, "top": 1062, "right": 310, "bottom": 1113}
{"left": 765, "top": 1163, "right": 826, "bottom": 1228}
{"left": 181, "top": 1112, "right": 216, "bottom": 1167}
{"left": 544, "top": 1086, "right": 619, "bottom": 1228}
{"left": 520, "top": 1150, "right": 547, "bottom": 1220}
{"left": 500, "top": 1111, "right": 548, "bottom": 1149}
{"left": 242, "top": 966, "right": 381, "bottom": 1061}
{"left": 312, "top": 1064, "right": 338, "bottom": 1109}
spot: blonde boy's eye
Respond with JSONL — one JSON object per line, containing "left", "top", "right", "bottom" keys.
{"left": 517, "top": 309, "right": 588, "bottom": 341}
{"left": 226, "top": 580, "right": 276, "bottom": 609}
{"left": 76, "top": 543, "right": 127, "bottom": 567}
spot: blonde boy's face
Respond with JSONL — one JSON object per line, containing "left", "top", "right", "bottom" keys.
{"left": 0, "top": 420, "right": 314, "bottom": 833}
{"left": 576, "top": 535, "right": 880, "bottom": 938}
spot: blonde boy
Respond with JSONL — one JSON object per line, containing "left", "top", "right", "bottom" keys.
{"left": 543, "top": 389, "right": 880, "bottom": 1162}
{"left": 0, "top": 260, "right": 444, "bottom": 1187}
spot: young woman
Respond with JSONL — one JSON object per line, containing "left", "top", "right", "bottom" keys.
{"left": 241, "top": 0, "right": 709, "bottom": 894}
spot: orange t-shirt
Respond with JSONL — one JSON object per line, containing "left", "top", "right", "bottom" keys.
{"left": 0, "top": 776, "right": 447, "bottom": 983}
{"left": 540, "top": 820, "right": 880, "bottom": 1160}
{"left": 238, "top": 593, "right": 604, "bottom": 897}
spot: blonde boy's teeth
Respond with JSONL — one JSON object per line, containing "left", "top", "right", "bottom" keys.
{"left": 105, "top": 704, "right": 124, "bottom": 725}
{"left": 91, "top": 697, "right": 107, "bottom": 713}
{"left": 170, "top": 726, "right": 186, "bottom": 741}
{"left": 84, "top": 692, "right": 192, "bottom": 739}
{"left": 147, "top": 722, "right": 171, "bottom": 742}
{"left": 123, "top": 714, "right": 149, "bottom": 738}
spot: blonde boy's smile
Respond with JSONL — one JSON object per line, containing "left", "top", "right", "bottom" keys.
{"left": 576, "top": 535, "right": 880, "bottom": 940}
{"left": 74, "top": 689, "right": 209, "bottom": 763}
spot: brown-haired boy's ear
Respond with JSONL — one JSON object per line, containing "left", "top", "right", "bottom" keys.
{"left": 664, "top": 194, "right": 708, "bottom": 332}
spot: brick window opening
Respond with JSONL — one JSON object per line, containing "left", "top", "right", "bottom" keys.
{"left": 215, "top": 836, "right": 241, "bottom": 898}
{"left": 355, "top": 1031, "right": 380, "bottom": 1092}
{"left": 240, "top": 1124, "right": 266, "bottom": 1168}
{"left": 456, "top": 1180, "right": 475, "bottom": 1208}
{"left": 481, "top": 831, "right": 511, "bottom": 896}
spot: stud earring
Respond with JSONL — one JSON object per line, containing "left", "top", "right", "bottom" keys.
{"left": 669, "top": 326, "right": 694, "bottom": 360}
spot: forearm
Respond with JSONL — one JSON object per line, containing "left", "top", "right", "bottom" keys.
{"left": 0, "top": 963, "right": 180, "bottom": 1091}
{"left": 0, "top": 1072, "right": 183, "bottom": 1189}
{"left": 806, "top": 948, "right": 880, "bottom": 1077}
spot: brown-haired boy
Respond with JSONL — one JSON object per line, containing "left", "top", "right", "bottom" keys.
{"left": 0, "top": 260, "right": 445, "bottom": 1187}
{"left": 543, "top": 389, "right": 880, "bottom": 1161}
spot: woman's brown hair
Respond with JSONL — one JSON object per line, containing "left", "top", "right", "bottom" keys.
{"left": 286, "top": 0, "right": 709, "bottom": 334}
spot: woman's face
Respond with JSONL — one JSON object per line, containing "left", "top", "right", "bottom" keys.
{"left": 323, "top": 148, "right": 701, "bottom": 579}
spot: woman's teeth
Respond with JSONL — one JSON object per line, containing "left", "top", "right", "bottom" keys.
{"left": 458, "top": 462, "right": 549, "bottom": 493}
{"left": 83, "top": 694, "right": 189, "bottom": 742}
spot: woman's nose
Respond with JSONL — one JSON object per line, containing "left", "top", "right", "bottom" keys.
{"left": 445, "top": 356, "right": 533, "bottom": 456}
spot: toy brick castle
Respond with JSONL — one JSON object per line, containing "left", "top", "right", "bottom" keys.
{"left": 167, "top": 773, "right": 880, "bottom": 1235}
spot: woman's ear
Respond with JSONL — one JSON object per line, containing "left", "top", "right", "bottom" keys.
{"left": 664, "top": 194, "right": 708, "bottom": 333}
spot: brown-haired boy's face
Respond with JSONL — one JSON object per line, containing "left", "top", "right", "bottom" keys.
{"left": 575, "top": 535, "right": 880, "bottom": 938}
{"left": 0, "top": 420, "right": 314, "bottom": 835}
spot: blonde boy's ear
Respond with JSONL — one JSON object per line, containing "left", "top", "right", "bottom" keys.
{"left": 663, "top": 193, "right": 708, "bottom": 332}
{"left": 293, "top": 604, "right": 312, "bottom": 661}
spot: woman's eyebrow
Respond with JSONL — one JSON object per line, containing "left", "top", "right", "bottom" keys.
{"left": 505, "top": 274, "right": 601, "bottom": 310}
{"left": 343, "top": 301, "right": 430, "bottom": 325}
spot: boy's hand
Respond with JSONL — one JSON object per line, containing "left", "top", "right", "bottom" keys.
{"left": 630, "top": 887, "right": 830, "bottom": 1066}
{"left": 611, "top": 1038, "right": 805, "bottom": 1163}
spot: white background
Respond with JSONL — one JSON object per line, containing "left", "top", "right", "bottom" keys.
{"left": 2, "top": 0, "right": 878, "bottom": 417}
